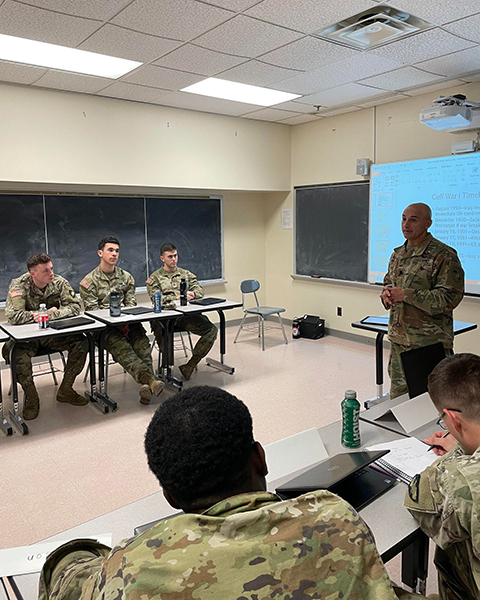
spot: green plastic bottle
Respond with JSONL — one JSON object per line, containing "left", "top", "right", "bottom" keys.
{"left": 341, "top": 389, "right": 361, "bottom": 448}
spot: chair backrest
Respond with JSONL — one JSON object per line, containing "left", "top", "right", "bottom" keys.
{"left": 400, "top": 342, "right": 446, "bottom": 399}
{"left": 240, "top": 280, "right": 260, "bottom": 309}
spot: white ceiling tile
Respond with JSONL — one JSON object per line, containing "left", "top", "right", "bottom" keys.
{"left": 444, "top": 14, "right": 480, "bottom": 43}
{"left": 355, "top": 92, "right": 410, "bottom": 108}
{"left": 96, "top": 81, "right": 172, "bottom": 104}
{"left": 32, "top": 70, "right": 113, "bottom": 93}
{"left": 16, "top": 0, "right": 132, "bottom": 21}
{"left": 154, "top": 44, "right": 246, "bottom": 76}
{"left": 240, "top": 107, "right": 298, "bottom": 121}
{"left": 280, "top": 114, "right": 324, "bottom": 125}
{"left": 260, "top": 36, "right": 359, "bottom": 71}
{"left": 416, "top": 46, "right": 480, "bottom": 77}
{"left": 402, "top": 79, "right": 470, "bottom": 96}
{"left": 122, "top": 65, "right": 203, "bottom": 90}
{"left": 200, "top": 0, "right": 261, "bottom": 10}
{"left": 79, "top": 25, "right": 182, "bottom": 63}
{"left": 360, "top": 66, "right": 444, "bottom": 90}
{"left": 317, "top": 105, "right": 362, "bottom": 116}
{"left": 273, "top": 53, "right": 404, "bottom": 95}
{"left": 370, "top": 29, "right": 476, "bottom": 66}
{"left": 0, "top": 0, "right": 102, "bottom": 47}
{"left": 220, "top": 60, "right": 301, "bottom": 86}
{"left": 459, "top": 73, "right": 480, "bottom": 83}
{"left": 158, "top": 90, "right": 264, "bottom": 116}
{"left": 245, "top": 0, "right": 377, "bottom": 35}
{"left": 272, "top": 100, "right": 318, "bottom": 113}
{"left": 112, "top": 0, "right": 234, "bottom": 41}
{"left": 384, "top": 0, "right": 480, "bottom": 26}
{"left": 0, "top": 59, "right": 46, "bottom": 84}
{"left": 194, "top": 15, "right": 302, "bottom": 57}
{"left": 295, "top": 83, "right": 388, "bottom": 108}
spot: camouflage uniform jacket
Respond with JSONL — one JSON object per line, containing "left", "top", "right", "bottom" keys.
{"left": 39, "top": 490, "right": 398, "bottom": 600}
{"left": 80, "top": 266, "right": 137, "bottom": 310}
{"left": 383, "top": 233, "right": 464, "bottom": 348}
{"left": 404, "top": 444, "right": 480, "bottom": 593}
{"left": 146, "top": 266, "right": 204, "bottom": 310}
{"left": 5, "top": 273, "right": 80, "bottom": 325}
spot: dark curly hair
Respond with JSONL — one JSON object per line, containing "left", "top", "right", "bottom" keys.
{"left": 145, "top": 386, "right": 254, "bottom": 510}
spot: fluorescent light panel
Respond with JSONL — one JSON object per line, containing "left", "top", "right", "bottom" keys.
{"left": 181, "top": 77, "right": 301, "bottom": 106}
{"left": 0, "top": 34, "right": 141, "bottom": 78}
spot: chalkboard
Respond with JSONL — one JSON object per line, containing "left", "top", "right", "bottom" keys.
{"left": 295, "top": 182, "right": 369, "bottom": 282}
{"left": 0, "top": 194, "right": 223, "bottom": 301}
{"left": 147, "top": 198, "right": 222, "bottom": 280}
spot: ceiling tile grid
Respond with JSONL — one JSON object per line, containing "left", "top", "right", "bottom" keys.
{"left": 31, "top": 70, "right": 113, "bottom": 93}
{"left": 123, "top": 64, "right": 204, "bottom": 90}
{"left": 0, "top": 59, "right": 47, "bottom": 85}
{"left": 153, "top": 44, "right": 246, "bottom": 76}
{"left": 383, "top": 0, "right": 480, "bottom": 26}
{"left": 240, "top": 106, "right": 299, "bottom": 121}
{"left": 97, "top": 81, "right": 172, "bottom": 104}
{"left": 17, "top": 0, "right": 133, "bottom": 22}
{"left": 219, "top": 59, "right": 302, "bottom": 86}
{"left": 359, "top": 66, "right": 445, "bottom": 91}
{"left": 416, "top": 45, "right": 480, "bottom": 78}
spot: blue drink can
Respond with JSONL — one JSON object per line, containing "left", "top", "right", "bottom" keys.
{"left": 153, "top": 291, "right": 162, "bottom": 313}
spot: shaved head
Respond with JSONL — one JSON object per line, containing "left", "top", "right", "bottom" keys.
{"left": 406, "top": 203, "right": 432, "bottom": 220}
{"left": 402, "top": 203, "right": 432, "bottom": 246}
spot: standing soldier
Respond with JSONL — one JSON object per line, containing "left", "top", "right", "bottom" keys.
{"left": 3, "top": 253, "right": 89, "bottom": 420}
{"left": 146, "top": 243, "right": 217, "bottom": 380}
{"left": 80, "top": 237, "right": 164, "bottom": 405}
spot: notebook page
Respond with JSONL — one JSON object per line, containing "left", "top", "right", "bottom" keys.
{"left": 367, "top": 437, "right": 438, "bottom": 479}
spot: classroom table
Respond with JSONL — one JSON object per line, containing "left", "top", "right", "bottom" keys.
{"left": 0, "top": 331, "right": 12, "bottom": 436}
{"left": 0, "top": 319, "right": 106, "bottom": 435}
{"left": 174, "top": 299, "right": 242, "bottom": 374}
{"left": 84, "top": 306, "right": 183, "bottom": 393}
{"left": 3, "top": 419, "right": 429, "bottom": 598}
{"left": 351, "top": 316, "right": 477, "bottom": 408}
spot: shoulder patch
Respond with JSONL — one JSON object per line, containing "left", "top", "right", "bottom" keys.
{"left": 80, "top": 279, "right": 90, "bottom": 289}
{"left": 408, "top": 473, "right": 420, "bottom": 503}
{"left": 10, "top": 290, "right": 23, "bottom": 298}
{"left": 146, "top": 277, "right": 153, "bottom": 285}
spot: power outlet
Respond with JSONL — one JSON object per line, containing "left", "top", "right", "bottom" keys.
{"left": 337, "top": 307, "right": 342, "bottom": 317}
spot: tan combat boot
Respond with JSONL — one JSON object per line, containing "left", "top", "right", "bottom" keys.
{"left": 23, "top": 385, "right": 40, "bottom": 420}
{"left": 179, "top": 356, "right": 201, "bottom": 381}
{"left": 57, "top": 375, "right": 88, "bottom": 406}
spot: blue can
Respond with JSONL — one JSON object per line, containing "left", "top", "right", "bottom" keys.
{"left": 153, "top": 291, "right": 162, "bottom": 313}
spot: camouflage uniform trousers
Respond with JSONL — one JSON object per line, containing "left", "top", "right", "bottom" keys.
{"left": 434, "top": 543, "right": 478, "bottom": 600}
{"left": 2, "top": 335, "right": 88, "bottom": 390}
{"left": 104, "top": 323, "right": 154, "bottom": 385}
{"left": 152, "top": 314, "right": 217, "bottom": 362}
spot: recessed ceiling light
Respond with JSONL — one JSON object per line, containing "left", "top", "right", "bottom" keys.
{"left": 0, "top": 34, "right": 142, "bottom": 78}
{"left": 181, "top": 77, "right": 301, "bottom": 106}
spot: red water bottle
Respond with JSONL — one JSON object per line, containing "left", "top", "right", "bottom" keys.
{"left": 38, "top": 303, "right": 49, "bottom": 329}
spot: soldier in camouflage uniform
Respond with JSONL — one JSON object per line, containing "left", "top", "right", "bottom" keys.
{"left": 146, "top": 242, "right": 217, "bottom": 380}
{"left": 2, "top": 253, "right": 88, "bottom": 420}
{"left": 39, "top": 385, "right": 422, "bottom": 600}
{"left": 381, "top": 203, "right": 464, "bottom": 398}
{"left": 404, "top": 353, "right": 480, "bottom": 600}
{"left": 80, "top": 237, "right": 164, "bottom": 405}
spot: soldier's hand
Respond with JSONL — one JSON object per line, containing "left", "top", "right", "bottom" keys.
{"left": 32, "top": 311, "right": 41, "bottom": 322}
{"left": 187, "top": 291, "right": 195, "bottom": 301}
{"left": 424, "top": 431, "right": 456, "bottom": 456}
{"left": 380, "top": 287, "right": 394, "bottom": 306}
{"left": 47, "top": 307, "right": 59, "bottom": 314}
{"left": 389, "top": 287, "right": 405, "bottom": 303}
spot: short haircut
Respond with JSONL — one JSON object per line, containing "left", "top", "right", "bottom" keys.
{"left": 406, "top": 202, "right": 432, "bottom": 220}
{"left": 27, "top": 253, "right": 52, "bottom": 270}
{"left": 160, "top": 242, "right": 177, "bottom": 255}
{"left": 428, "top": 353, "right": 480, "bottom": 422}
{"left": 98, "top": 236, "right": 120, "bottom": 251}
{"left": 145, "top": 386, "right": 254, "bottom": 510}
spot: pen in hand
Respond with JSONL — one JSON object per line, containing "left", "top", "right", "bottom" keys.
{"left": 427, "top": 431, "right": 450, "bottom": 451}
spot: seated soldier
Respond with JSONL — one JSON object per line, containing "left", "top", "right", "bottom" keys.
{"left": 3, "top": 253, "right": 88, "bottom": 420}
{"left": 405, "top": 353, "right": 480, "bottom": 600}
{"left": 39, "top": 386, "right": 417, "bottom": 600}
{"left": 146, "top": 242, "right": 217, "bottom": 380}
{"left": 80, "top": 237, "right": 164, "bottom": 405}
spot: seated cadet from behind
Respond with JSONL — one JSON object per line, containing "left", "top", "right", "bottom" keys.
{"left": 405, "top": 353, "right": 480, "bottom": 600}
{"left": 2, "top": 253, "right": 88, "bottom": 420}
{"left": 80, "top": 237, "right": 164, "bottom": 405}
{"left": 146, "top": 242, "right": 217, "bottom": 380}
{"left": 39, "top": 385, "right": 416, "bottom": 600}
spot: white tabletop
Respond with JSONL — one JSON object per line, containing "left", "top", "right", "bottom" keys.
{"left": 0, "top": 319, "right": 106, "bottom": 341}
{"left": 85, "top": 306, "right": 181, "bottom": 325}
{"left": 174, "top": 299, "right": 242, "bottom": 314}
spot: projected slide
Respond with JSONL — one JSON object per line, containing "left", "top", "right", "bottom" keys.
{"left": 369, "top": 153, "right": 480, "bottom": 295}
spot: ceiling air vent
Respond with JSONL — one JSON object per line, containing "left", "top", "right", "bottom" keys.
{"left": 314, "top": 5, "right": 434, "bottom": 49}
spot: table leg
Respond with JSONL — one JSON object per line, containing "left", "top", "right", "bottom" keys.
{"left": 158, "top": 318, "right": 182, "bottom": 390}
{"left": 84, "top": 331, "right": 117, "bottom": 413}
{"left": 7, "top": 344, "right": 28, "bottom": 435}
{"left": 401, "top": 529, "right": 429, "bottom": 593}
{"left": 206, "top": 310, "right": 235, "bottom": 375}
{"left": 364, "top": 332, "right": 390, "bottom": 409}
{"left": 0, "top": 368, "right": 13, "bottom": 436}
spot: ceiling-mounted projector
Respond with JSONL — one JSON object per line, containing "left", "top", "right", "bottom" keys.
{"left": 420, "top": 94, "right": 480, "bottom": 132}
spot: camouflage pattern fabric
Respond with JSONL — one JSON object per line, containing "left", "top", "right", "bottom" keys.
{"left": 405, "top": 444, "right": 480, "bottom": 600}
{"left": 147, "top": 266, "right": 217, "bottom": 361}
{"left": 383, "top": 233, "right": 464, "bottom": 398}
{"left": 39, "top": 490, "right": 405, "bottom": 600}
{"left": 3, "top": 273, "right": 87, "bottom": 388}
{"left": 80, "top": 266, "right": 154, "bottom": 383}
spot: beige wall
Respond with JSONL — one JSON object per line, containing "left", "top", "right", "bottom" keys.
{"left": 269, "top": 81, "right": 480, "bottom": 353}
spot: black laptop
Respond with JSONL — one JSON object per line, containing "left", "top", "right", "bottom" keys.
{"left": 276, "top": 450, "right": 395, "bottom": 511}
{"left": 48, "top": 316, "right": 96, "bottom": 330}
{"left": 121, "top": 306, "right": 154, "bottom": 315}
{"left": 190, "top": 297, "right": 226, "bottom": 306}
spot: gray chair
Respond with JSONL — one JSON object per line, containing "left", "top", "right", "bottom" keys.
{"left": 234, "top": 280, "right": 288, "bottom": 351}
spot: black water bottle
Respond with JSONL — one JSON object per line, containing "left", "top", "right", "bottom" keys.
{"left": 109, "top": 291, "right": 121, "bottom": 317}
{"left": 180, "top": 278, "right": 187, "bottom": 306}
